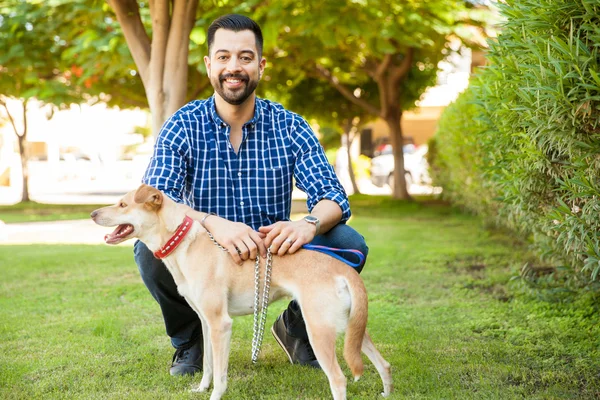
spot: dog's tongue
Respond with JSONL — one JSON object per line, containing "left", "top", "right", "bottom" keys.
{"left": 104, "top": 224, "right": 133, "bottom": 244}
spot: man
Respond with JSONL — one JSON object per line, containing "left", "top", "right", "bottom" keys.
{"left": 135, "top": 14, "right": 368, "bottom": 376}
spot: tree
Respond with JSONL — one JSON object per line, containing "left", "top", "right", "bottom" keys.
{"left": 59, "top": 0, "right": 217, "bottom": 113}
{"left": 259, "top": 0, "right": 489, "bottom": 199}
{"left": 279, "top": 76, "right": 378, "bottom": 194}
{"left": 104, "top": 0, "right": 215, "bottom": 136}
{"left": 0, "top": 1, "right": 90, "bottom": 201}
{"left": 0, "top": 0, "right": 157, "bottom": 202}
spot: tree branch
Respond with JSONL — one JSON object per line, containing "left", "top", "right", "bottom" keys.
{"left": 0, "top": 98, "right": 21, "bottom": 137}
{"left": 367, "top": 55, "right": 393, "bottom": 116}
{"left": 22, "top": 99, "right": 27, "bottom": 139}
{"left": 375, "top": 54, "right": 392, "bottom": 80}
{"left": 107, "top": 0, "right": 152, "bottom": 88}
{"left": 389, "top": 47, "right": 414, "bottom": 85}
{"left": 315, "top": 64, "right": 381, "bottom": 117}
{"left": 376, "top": 78, "right": 389, "bottom": 119}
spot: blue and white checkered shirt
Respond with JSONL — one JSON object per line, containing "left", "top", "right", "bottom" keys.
{"left": 142, "top": 96, "right": 350, "bottom": 231}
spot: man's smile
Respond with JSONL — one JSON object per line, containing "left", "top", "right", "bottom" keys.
{"left": 221, "top": 75, "right": 248, "bottom": 89}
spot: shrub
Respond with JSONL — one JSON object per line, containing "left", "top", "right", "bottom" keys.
{"left": 428, "top": 87, "right": 499, "bottom": 218}
{"left": 431, "top": 0, "right": 600, "bottom": 282}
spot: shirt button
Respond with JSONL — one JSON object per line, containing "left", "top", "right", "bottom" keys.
{"left": 240, "top": 201, "right": 245, "bottom": 206}
{"left": 238, "top": 172, "right": 242, "bottom": 177}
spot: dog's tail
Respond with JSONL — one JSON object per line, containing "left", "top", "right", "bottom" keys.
{"left": 343, "top": 271, "right": 368, "bottom": 381}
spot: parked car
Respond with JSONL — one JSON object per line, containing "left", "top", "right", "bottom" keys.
{"left": 370, "top": 144, "right": 430, "bottom": 190}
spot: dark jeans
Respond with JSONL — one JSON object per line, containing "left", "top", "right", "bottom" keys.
{"left": 133, "top": 223, "right": 368, "bottom": 349}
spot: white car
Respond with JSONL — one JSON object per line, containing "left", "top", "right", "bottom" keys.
{"left": 370, "top": 144, "right": 430, "bottom": 190}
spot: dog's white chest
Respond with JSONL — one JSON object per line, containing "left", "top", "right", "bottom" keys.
{"left": 227, "top": 291, "right": 255, "bottom": 316}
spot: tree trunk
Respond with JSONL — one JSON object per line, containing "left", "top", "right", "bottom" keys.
{"left": 108, "top": 0, "right": 198, "bottom": 137}
{"left": 317, "top": 50, "right": 415, "bottom": 200}
{"left": 149, "top": 93, "right": 168, "bottom": 137}
{"left": 17, "top": 134, "right": 29, "bottom": 202}
{"left": 385, "top": 113, "right": 411, "bottom": 200}
{"left": 343, "top": 119, "right": 360, "bottom": 195}
{"left": 345, "top": 132, "right": 360, "bottom": 195}
{"left": 1, "top": 98, "right": 29, "bottom": 202}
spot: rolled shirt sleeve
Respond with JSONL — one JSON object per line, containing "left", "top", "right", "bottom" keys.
{"left": 291, "top": 116, "right": 351, "bottom": 222}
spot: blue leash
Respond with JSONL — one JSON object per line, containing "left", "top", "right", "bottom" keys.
{"left": 301, "top": 244, "right": 365, "bottom": 269}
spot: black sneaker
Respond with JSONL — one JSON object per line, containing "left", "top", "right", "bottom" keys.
{"left": 169, "top": 339, "right": 203, "bottom": 376}
{"left": 271, "top": 314, "right": 321, "bottom": 368}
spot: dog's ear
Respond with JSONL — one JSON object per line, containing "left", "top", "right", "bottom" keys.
{"left": 133, "top": 184, "right": 163, "bottom": 210}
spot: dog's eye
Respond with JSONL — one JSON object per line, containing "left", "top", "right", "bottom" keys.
{"left": 119, "top": 202, "right": 126, "bottom": 208}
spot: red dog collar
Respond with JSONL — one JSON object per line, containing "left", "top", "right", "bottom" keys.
{"left": 154, "top": 215, "right": 194, "bottom": 259}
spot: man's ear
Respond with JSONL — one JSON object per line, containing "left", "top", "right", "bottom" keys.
{"left": 259, "top": 57, "right": 266, "bottom": 78}
{"left": 204, "top": 55, "right": 211, "bottom": 77}
{"left": 134, "top": 184, "right": 163, "bottom": 210}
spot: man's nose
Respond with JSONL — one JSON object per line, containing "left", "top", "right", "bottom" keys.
{"left": 226, "top": 57, "right": 242, "bottom": 71}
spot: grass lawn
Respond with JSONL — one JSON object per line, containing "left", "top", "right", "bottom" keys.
{"left": 1, "top": 195, "right": 599, "bottom": 399}
{"left": 0, "top": 202, "right": 108, "bottom": 224}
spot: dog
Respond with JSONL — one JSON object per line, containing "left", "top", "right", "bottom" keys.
{"left": 91, "top": 184, "right": 392, "bottom": 400}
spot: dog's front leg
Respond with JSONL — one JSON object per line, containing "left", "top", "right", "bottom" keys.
{"left": 207, "top": 313, "right": 232, "bottom": 400}
{"left": 194, "top": 295, "right": 232, "bottom": 400}
{"left": 191, "top": 316, "right": 213, "bottom": 393}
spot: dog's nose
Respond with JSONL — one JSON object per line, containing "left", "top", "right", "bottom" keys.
{"left": 90, "top": 210, "right": 98, "bottom": 219}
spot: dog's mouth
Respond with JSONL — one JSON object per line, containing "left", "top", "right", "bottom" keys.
{"left": 104, "top": 224, "right": 134, "bottom": 244}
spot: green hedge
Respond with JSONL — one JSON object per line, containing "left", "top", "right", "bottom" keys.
{"left": 430, "top": 0, "right": 600, "bottom": 281}
{"left": 427, "top": 88, "right": 498, "bottom": 218}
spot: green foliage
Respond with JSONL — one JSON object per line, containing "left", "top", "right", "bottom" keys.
{"left": 259, "top": 0, "right": 478, "bottom": 111}
{"left": 253, "top": 0, "right": 492, "bottom": 198}
{"left": 0, "top": 0, "right": 151, "bottom": 114}
{"left": 58, "top": 0, "right": 147, "bottom": 108}
{"left": 428, "top": 88, "right": 498, "bottom": 217}
{"left": 0, "top": 1, "right": 84, "bottom": 106}
{"left": 431, "top": 0, "right": 600, "bottom": 283}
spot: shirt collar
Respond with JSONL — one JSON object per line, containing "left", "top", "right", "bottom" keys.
{"left": 208, "top": 95, "right": 262, "bottom": 128}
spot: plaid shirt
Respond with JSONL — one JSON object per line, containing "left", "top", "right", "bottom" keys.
{"left": 142, "top": 96, "right": 350, "bottom": 231}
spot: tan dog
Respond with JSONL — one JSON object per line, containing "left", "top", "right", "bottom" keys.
{"left": 91, "top": 184, "right": 392, "bottom": 400}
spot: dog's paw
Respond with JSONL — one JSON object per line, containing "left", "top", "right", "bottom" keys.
{"left": 191, "top": 383, "right": 209, "bottom": 393}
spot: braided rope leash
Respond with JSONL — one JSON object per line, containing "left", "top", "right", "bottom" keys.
{"left": 205, "top": 229, "right": 272, "bottom": 363}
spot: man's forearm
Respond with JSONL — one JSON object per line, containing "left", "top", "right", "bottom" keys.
{"left": 307, "top": 199, "right": 343, "bottom": 235}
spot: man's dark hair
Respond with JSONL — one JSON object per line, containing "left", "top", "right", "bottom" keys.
{"left": 207, "top": 14, "right": 263, "bottom": 58}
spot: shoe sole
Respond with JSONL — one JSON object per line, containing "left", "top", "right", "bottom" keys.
{"left": 169, "top": 366, "right": 201, "bottom": 376}
{"left": 271, "top": 325, "right": 294, "bottom": 365}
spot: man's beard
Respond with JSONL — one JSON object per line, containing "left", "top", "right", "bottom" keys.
{"left": 211, "top": 72, "right": 259, "bottom": 105}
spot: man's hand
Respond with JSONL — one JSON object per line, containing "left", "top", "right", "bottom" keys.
{"left": 259, "top": 220, "right": 317, "bottom": 256}
{"left": 203, "top": 215, "right": 267, "bottom": 265}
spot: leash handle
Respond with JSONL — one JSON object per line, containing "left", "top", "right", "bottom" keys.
{"left": 301, "top": 244, "right": 365, "bottom": 269}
